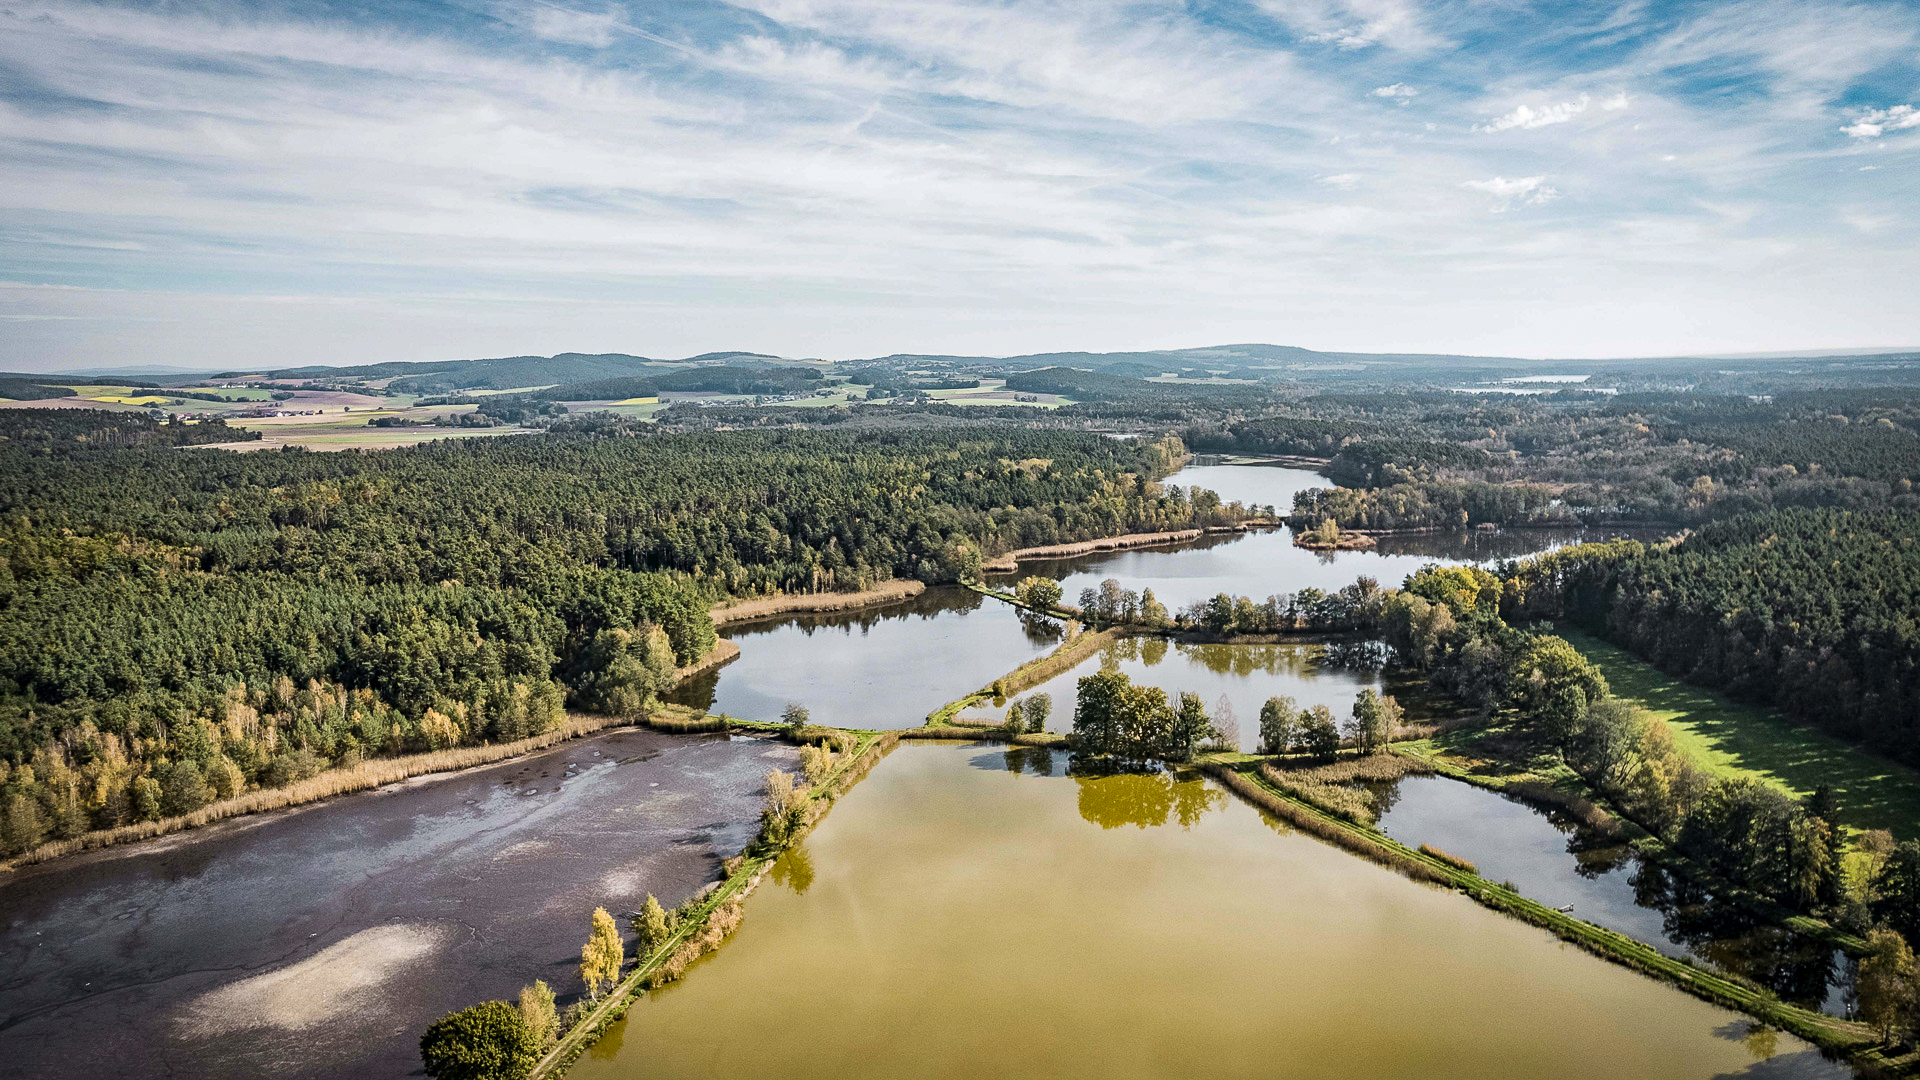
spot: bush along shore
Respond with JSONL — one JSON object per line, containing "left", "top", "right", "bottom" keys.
{"left": 421, "top": 719, "right": 899, "bottom": 1080}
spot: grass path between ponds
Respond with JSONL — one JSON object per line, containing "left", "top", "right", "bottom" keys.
{"left": 1196, "top": 755, "right": 1890, "bottom": 1067}
{"left": 1558, "top": 627, "right": 1920, "bottom": 840}
{"left": 531, "top": 726, "right": 896, "bottom": 1080}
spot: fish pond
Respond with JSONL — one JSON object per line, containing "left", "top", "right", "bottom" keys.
{"left": 569, "top": 742, "right": 1846, "bottom": 1080}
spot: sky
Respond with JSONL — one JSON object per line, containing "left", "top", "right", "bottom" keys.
{"left": 0, "top": 0, "right": 1916, "bottom": 371}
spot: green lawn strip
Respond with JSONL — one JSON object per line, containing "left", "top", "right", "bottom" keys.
{"left": 531, "top": 727, "right": 887, "bottom": 1079}
{"left": 1205, "top": 757, "right": 1877, "bottom": 1057}
{"left": 1391, "top": 733, "right": 1867, "bottom": 955}
{"left": 1558, "top": 626, "right": 1920, "bottom": 839}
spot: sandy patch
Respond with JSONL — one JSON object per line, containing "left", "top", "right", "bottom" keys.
{"left": 177, "top": 924, "right": 453, "bottom": 1037}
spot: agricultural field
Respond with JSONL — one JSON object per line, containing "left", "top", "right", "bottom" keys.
{"left": 926, "top": 378, "right": 1069, "bottom": 407}
{"left": 1560, "top": 628, "right": 1920, "bottom": 838}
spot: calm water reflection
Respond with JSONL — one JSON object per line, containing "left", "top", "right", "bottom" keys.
{"left": 570, "top": 743, "right": 1847, "bottom": 1080}
{"left": 987, "top": 463, "right": 1667, "bottom": 610}
{"left": 1377, "top": 776, "right": 1853, "bottom": 1015}
{"left": 961, "top": 637, "right": 1381, "bottom": 738}
{"left": 668, "top": 587, "right": 1057, "bottom": 728}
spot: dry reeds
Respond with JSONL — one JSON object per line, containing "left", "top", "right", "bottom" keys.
{"left": 709, "top": 581, "right": 924, "bottom": 626}
{"left": 2, "top": 710, "right": 633, "bottom": 872}
{"left": 979, "top": 529, "right": 1205, "bottom": 573}
{"left": 1419, "top": 843, "right": 1479, "bottom": 874}
{"left": 1203, "top": 764, "right": 1450, "bottom": 886}
{"left": 645, "top": 895, "right": 746, "bottom": 988}
{"left": 998, "top": 627, "right": 1122, "bottom": 698}
{"left": 1258, "top": 753, "right": 1432, "bottom": 826}
{"left": 1505, "top": 781, "right": 1625, "bottom": 839}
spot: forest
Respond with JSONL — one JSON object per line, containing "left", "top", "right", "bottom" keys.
{"left": 1500, "top": 510, "right": 1920, "bottom": 765}
{"left": 0, "top": 422, "right": 1238, "bottom": 857}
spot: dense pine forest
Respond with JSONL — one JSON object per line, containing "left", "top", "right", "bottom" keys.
{"left": 0, "top": 422, "right": 1232, "bottom": 856}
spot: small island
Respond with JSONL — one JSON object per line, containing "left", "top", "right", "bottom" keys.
{"left": 1294, "top": 519, "right": 1377, "bottom": 551}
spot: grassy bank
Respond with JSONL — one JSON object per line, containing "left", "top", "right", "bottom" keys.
{"left": 1199, "top": 757, "right": 1882, "bottom": 1062}
{"left": 924, "top": 625, "right": 1122, "bottom": 727}
{"left": 1559, "top": 627, "right": 1920, "bottom": 839}
{"left": 534, "top": 726, "right": 900, "bottom": 1079}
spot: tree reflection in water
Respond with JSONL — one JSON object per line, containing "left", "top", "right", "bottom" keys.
{"left": 1068, "top": 758, "right": 1224, "bottom": 830}
{"left": 770, "top": 838, "right": 815, "bottom": 896}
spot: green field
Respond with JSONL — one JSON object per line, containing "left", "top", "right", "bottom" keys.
{"left": 1560, "top": 627, "right": 1920, "bottom": 838}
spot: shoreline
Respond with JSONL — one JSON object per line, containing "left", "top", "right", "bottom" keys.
{"left": 710, "top": 580, "right": 926, "bottom": 626}
{"left": 980, "top": 529, "right": 1205, "bottom": 573}
{"left": 1199, "top": 758, "right": 1880, "bottom": 1061}
{"left": 0, "top": 636, "right": 745, "bottom": 876}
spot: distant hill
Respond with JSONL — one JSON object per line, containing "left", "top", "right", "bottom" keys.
{"left": 19, "top": 343, "right": 1918, "bottom": 392}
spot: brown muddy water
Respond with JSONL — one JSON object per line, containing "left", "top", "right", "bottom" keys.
{"left": 570, "top": 742, "right": 1847, "bottom": 1080}
{"left": 0, "top": 728, "right": 794, "bottom": 1080}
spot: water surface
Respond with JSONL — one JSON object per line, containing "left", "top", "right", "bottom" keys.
{"left": 1377, "top": 775, "right": 1852, "bottom": 1015}
{"left": 669, "top": 587, "right": 1058, "bottom": 728}
{"left": 961, "top": 637, "right": 1381, "bottom": 740}
{"left": 990, "top": 463, "right": 1658, "bottom": 610}
{"left": 571, "top": 743, "right": 1844, "bottom": 1080}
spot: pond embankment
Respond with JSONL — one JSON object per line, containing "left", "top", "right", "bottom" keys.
{"left": 710, "top": 580, "right": 926, "bottom": 625}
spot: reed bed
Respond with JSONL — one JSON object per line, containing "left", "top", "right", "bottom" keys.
{"left": 1506, "top": 780, "right": 1624, "bottom": 839}
{"left": 645, "top": 895, "right": 747, "bottom": 989}
{"left": 645, "top": 711, "right": 731, "bottom": 734}
{"left": 1258, "top": 753, "right": 1432, "bottom": 826}
{"left": 901, "top": 725, "right": 1069, "bottom": 748}
{"left": 1418, "top": 843, "right": 1479, "bottom": 874}
{"left": 709, "top": 581, "right": 924, "bottom": 626}
{"left": 1203, "top": 764, "right": 1450, "bottom": 886}
{"left": 673, "top": 637, "right": 740, "bottom": 679}
{"left": 2, "top": 711, "right": 634, "bottom": 872}
{"left": 997, "top": 627, "right": 1121, "bottom": 698}
{"left": 979, "top": 529, "right": 1205, "bottom": 572}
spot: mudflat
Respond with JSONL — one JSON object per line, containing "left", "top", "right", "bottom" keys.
{"left": 0, "top": 727, "right": 794, "bottom": 1080}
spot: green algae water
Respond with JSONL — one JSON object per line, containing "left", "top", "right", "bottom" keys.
{"left": 569, "top": 742, "right": 1845, "bottom": 1080}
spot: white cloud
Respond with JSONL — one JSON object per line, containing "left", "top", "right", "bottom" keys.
{"left": 521, "top": 6, "right": 622, "bottom": 48}
{"left": 1478, "top": 94, "right": 1592, "bottom": 132}
{"left": 1601, "top": 91, "right": 1631, "bottom": 111}
{"left": 1371, "top": 83, "right": 1415, "bottom": 103}
{"left": 1256, "top": 0, "right": 1444, "bottom": 52}
{"left": 1842, "top": 104, "right": 1919, "bottom": 139}
{"left": 1318, "top": 173, "right": 1361, "bottom": 188}
{"left": 1463, "top": 175, "right": 1560, "bottom": 211}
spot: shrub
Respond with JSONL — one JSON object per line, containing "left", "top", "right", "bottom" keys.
{"left": 516, "top": 980, "right": 557, "bottom": 1048}
{"left": 578, "top": 907, "right": 623, "bottom": 1000}
{"left": 420, "top": 1000, "right": 539, "bottom": 1080}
